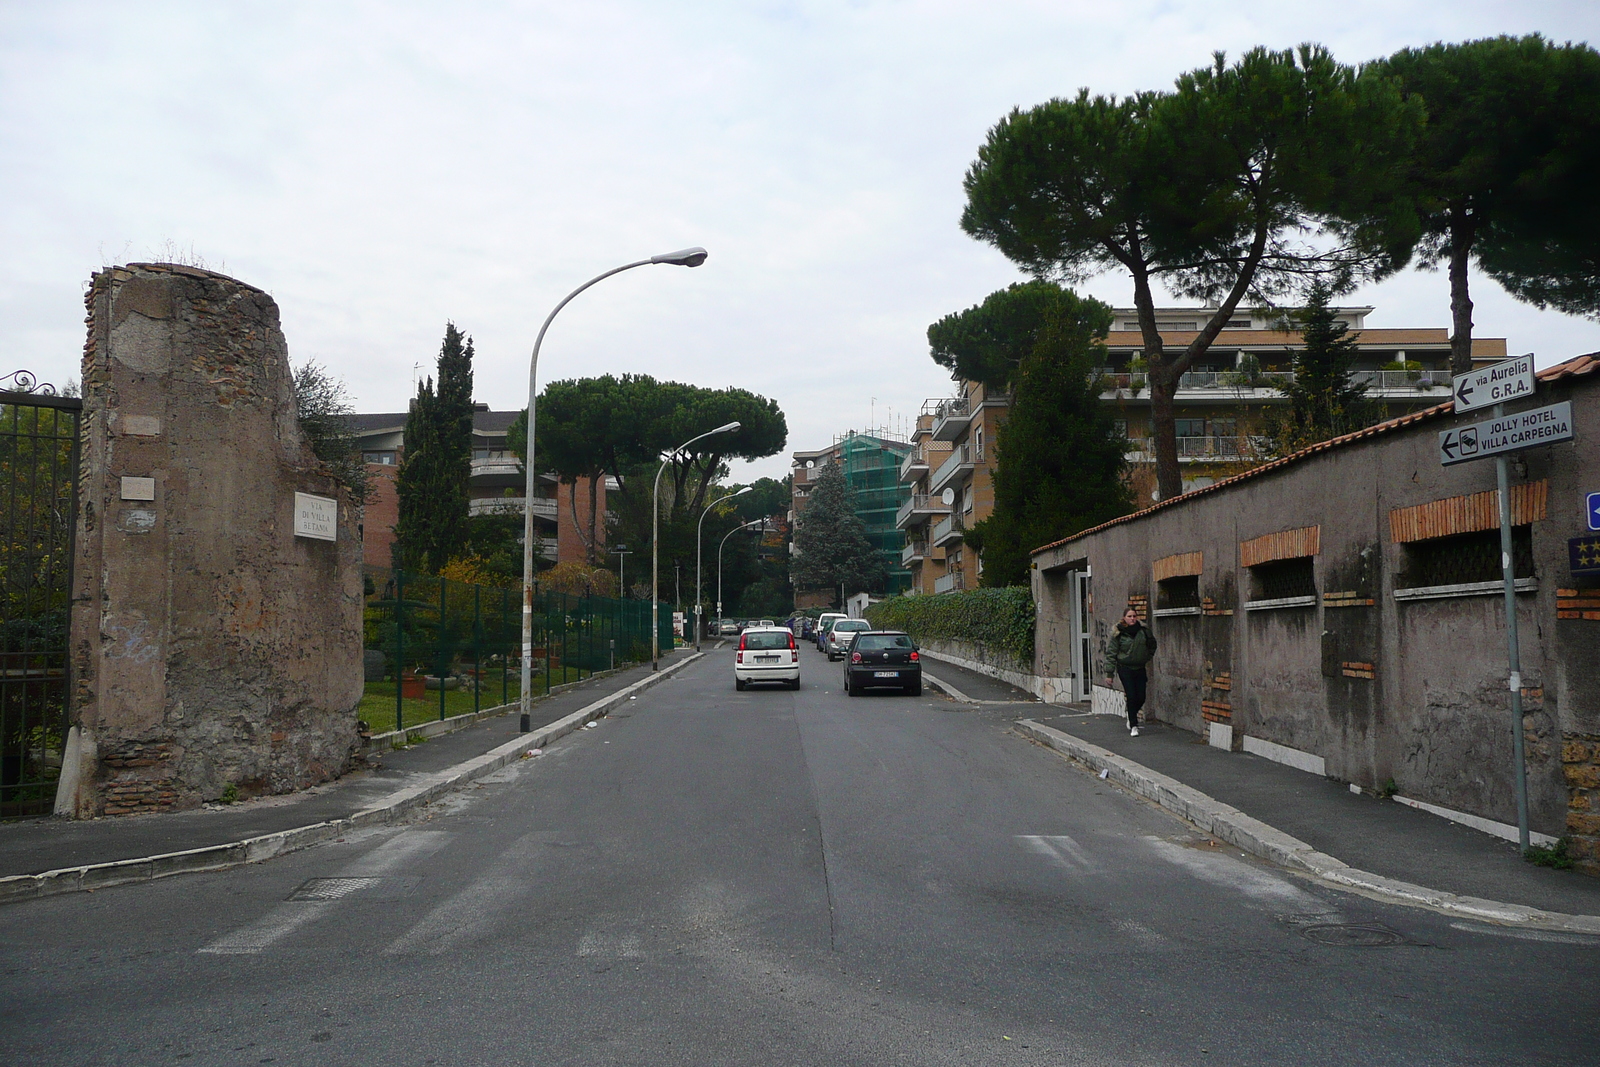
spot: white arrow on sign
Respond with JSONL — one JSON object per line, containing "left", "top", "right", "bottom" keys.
{"left": 1439, "top": 401, "right": 1572, "bottom": 466}
{"left": 1452, "top": 355, "right": 1535, "bottom": 414}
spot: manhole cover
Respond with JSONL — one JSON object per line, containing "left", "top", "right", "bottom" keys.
{"left": 288, "top": 877, "right": 381, "bottom": 901}
{"left": 1300, "top": 923, "right": 1406, "bottom": 947}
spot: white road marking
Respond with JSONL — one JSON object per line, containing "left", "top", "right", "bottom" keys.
{"left": 1016, "top": 833, "right": 1103, "bottom": 875}
{"left": 577, "top": 930, "right": 643, "bottom": 958}
{"left": 1110, "top": 918, "right": 1168, "bottom": 948}
{"left": 383, "top": 832, "right": 549, "bottom": 957}
{"left": 198, "top": 830, "right": 451, "bottom": 956}
{"left": 1143, "top": 837, "right": 1333, "bottom": 913}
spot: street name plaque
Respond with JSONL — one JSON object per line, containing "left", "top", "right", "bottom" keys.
{"left": 1438, "top": 401, "right": 1573, "bottom": 466}
{"left": 1452, "top": 354, "right": 1536, "bottom": 414}
{"left": 293, "top": 492, "right": 337, "bottom": 541}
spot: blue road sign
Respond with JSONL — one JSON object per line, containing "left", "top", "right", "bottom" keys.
{"left": 1588, "top": 491, "right": 1600, "bottom": 532}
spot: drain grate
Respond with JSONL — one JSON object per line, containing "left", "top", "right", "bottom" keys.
{"left": 288, "top": 877, "right": 382, "bottom": 901}
{"left": 1300, "top": 923, "right": 1407, "bottom": 948}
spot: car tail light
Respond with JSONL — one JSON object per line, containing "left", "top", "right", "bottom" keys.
{"left": 851, "top": 652, "right": 862, "bottom": 663}
{"left": 736, "top": 651, "right": 744, "bottom": 663}
{"left": 787, "top": 633, "right": 796, "bottom": 650}
{"left": 909, "top": 650, "right": 919, "bottom": 661}
{"left": 737, "top": 634, "right": 747, "bottom": 651}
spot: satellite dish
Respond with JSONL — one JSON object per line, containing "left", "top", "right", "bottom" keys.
{"left": 806, "top": 460, "right": 814, "bottom": 468}
{"left": 941, "top": 488, "right": 955, "bottom": 506}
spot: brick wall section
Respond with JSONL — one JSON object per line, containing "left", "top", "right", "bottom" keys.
{"left": 1563, "top": 734, "right": 1600, "bottom": 874}
{"left": 1389, "top": 480, "right": 1548, "bottom": 541}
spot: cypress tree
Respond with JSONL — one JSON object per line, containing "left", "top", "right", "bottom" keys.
{"left": 791, "top": 463, "right": 884, "bottom": 602}
{"left": 1261, "top": 284, "right": 1377, "bottom": 457}
{"left": 395, "top": 324, "right": 475, "bottom": 573}
{"left": 964, "top": 292, "right": 1131, "bottom": 586}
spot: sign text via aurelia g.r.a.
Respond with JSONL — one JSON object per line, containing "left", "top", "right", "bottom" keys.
{"left": 1439, "top": 402, "right": 1574, "bottom": 466}
{"left": 1452, "top": 354, "right": 1535, "bottom": 414}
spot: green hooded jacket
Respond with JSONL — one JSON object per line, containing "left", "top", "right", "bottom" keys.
{"left": 1103, "top": 621, "right": 1157, "bottom": 675}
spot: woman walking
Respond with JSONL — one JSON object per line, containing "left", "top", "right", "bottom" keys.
{"left": 1104, "top": 606, "right": 1157, "bottom": 736}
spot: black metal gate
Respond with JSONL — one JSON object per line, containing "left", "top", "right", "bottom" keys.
{"left": 0, "top": 372, "right": 80, "bottom": 818}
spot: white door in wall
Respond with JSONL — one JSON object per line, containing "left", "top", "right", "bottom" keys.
{"left": 1069, "top": 569, "right": 1093, "bottom": 702}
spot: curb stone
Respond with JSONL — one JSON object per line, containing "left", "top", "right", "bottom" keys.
{"left": 0, "top": 654, "right": 703, "bottom": 906}
{"left": 1015, "top": 718, "right": 1600, "bottom": 936}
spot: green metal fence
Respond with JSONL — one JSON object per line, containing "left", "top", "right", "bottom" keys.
{"left": 362, "top": 572, "right": 671, "bottom": 734}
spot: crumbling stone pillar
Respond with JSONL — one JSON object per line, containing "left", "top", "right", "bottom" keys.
{"left": 61, "top": 263, "right": 362, "bottom": 816}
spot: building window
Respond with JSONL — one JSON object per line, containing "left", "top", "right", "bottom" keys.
{"left": 1174, "top": 418, "right": 1206, "bottom": 439}
{"left": 1249, "top": 557, "right": 1316, "bottom": 601}
{"left": 1400, "top": 528, "right": 1533, "bottom": 588}
{"left": 364, "top": 452, "right": 395, "bottom": 465}
{"left": 1156, "top": 575, "right": 1201, "bottom": 610}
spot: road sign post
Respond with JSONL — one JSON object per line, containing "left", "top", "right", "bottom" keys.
{"left": 1441, "top": 356, "right": 1569, "bottom": 854}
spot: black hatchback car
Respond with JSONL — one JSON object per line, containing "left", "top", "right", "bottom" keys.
{"left": 842, "top": 630, "right": 922, "bottom": 696}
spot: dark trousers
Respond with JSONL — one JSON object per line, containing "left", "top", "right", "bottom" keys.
{"left": 1117, "top": 667, "right": 1148, "bottom": 727}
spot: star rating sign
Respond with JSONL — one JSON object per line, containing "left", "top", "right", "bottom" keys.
{"left": 1571, "top": 536, "right": 1600, "bottom": 577}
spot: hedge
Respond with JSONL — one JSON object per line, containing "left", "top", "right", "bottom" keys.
{"left": 863, "top": 586, "right": 1034, "bottom": 669}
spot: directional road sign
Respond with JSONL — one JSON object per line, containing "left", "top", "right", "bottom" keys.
{"left": 1452, "top": 354, "right": 1535, "bottom": 414}
{"left": 1588, "top": 491, "right": 1600, "bottom": 532}
{"left": 1439, "top": 401, "right": 1574, "bottom": 466}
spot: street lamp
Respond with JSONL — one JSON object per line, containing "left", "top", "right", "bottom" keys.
{"left": 519, "top": 248, "right": 708, "bottom": 732}
{"left": 652, "top": 422, "right": 741, "bottom": 669}
{"left": 696, "top": 486, "right": 752, "bottom": 650}
{"left": 610, "top": 544, "right": 632, "bottom": 598}
{"left": 717, "top": 517, "right": 766, "bottom": 638}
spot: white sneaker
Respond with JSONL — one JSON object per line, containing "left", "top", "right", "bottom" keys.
{"left": 1130, "top": 726, "right": 1139, "bottom": 737}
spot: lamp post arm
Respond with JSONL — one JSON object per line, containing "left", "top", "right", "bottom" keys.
{"left": 695, "top": 487, "right": 747, "bottom": 651}
{"left": 651, "top": 424, "right": 742, "bottom": 670}
{"left": 519, "top": 258, "right": 650, "bottom": 731}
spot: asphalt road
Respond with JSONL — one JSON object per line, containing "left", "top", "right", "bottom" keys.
{"left": 3, "top": 647, "right": 1597, "bottom": 1066}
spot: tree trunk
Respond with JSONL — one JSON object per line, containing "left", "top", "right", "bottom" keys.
{"left": 586, "top": 473, "right": 601, "bottom": 566}
{"left": 1126, "top": 257, "right": 1179, "bottom": 500}
{"left": 1448, "top": 206, "right": 1476, "bottom": 377}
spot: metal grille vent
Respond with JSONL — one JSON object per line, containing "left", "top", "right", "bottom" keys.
{"left": 288, "top": 877, "right": 381, "bottom": 901}
{"left": 1401, "top": 527, "right": 1533, "bottom": 588}
{"left": 1250, "top": 557, "right": 1317, "bottom": 601}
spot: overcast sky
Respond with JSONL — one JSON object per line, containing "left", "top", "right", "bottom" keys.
{"left": 4, "top": 1, "right": 1597, "bottom": 481}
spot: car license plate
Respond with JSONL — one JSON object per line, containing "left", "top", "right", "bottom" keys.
{"left": 874, "top": 671, "right": 898, "bottom": 678}
{"left": 757, "top": 655, "right": 778, "bottom": 662}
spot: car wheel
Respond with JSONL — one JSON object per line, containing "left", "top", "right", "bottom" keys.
{"left": 735, "top": 678, "right": 746, "bottom": 691}
{"left": 845, "top": 677, "right": 856, "bottom": 696}
{"left": 905, "top": 681, "right": 922, "bottom": 697}
{"left": 790, "top": 678, "right": 801, "bottom": 691}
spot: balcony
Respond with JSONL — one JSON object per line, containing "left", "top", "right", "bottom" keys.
{"left": 470, "top": 496, "right": 558, "bottom": 520}
{"left": 931, "top": 512, "right": 965, "bottom": 548}
{"left": 930, "top": 396, "right": 971, "bottom": 441}
{"left": 933, "top": 569, "right": 966, "bottom": 594}
{"left": 898, "top": 446, "right": 930, "bottom": 482}
{"left": 1123, "top": 436, "right": 1269, "bottom": 462}
{"left": 929, "top": 442, "right": 980, "bottom": 495}
{"left": 1094, "top": 367, "right": 1453, "bottom": 397}
{"left": 895, "top": 493, "right": 949, "bottom": 530}
{"left": 901, "top": 540, "right": 929, "bottom": 566}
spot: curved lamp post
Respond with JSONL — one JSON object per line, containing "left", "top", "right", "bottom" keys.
{"left": 695, "top": 486, "right": 752, "bottom": 650}
{"left": 717, "top": 517, "right": 766, "bottom": 638}
{"left": 520, "top": 248, "right": 707, "bottom": 732}
{"left": 652, "top": 422, "right": 741, "bottom": 669}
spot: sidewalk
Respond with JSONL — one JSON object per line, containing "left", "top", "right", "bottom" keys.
{"left": 0, "top": 652, "right": 696, "bottom": 888}
{"left": 923, "top": 655, "right": 1600, "bottom": 928}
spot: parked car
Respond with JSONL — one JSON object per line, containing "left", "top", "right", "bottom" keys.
{"left": 842, "top": 630, "right": 922, "bottom": 696}
{"left": 826, "top": 618, "right": 871, "bottom": 660}
{"left": 815, "top": 613, "right": 847, "bottom": 652}
{"left": 733, "top": 626, "right": 801, "bottom": 690}
{"left": 718, "top": 619, "right": 740, "bottom": 636}
{"left": 759, "top": 619, "right": 775, "bottom": 628}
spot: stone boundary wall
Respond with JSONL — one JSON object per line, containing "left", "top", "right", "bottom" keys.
{"left": 1032, "top": 361, "right": 1599, "bottom": 871}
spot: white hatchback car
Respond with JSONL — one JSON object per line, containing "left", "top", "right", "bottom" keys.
{"left": 733, "top": 626, "right": 801, "bottom": 690}
{"left": 826, "top": 618, "right": 871, "bottom": 660}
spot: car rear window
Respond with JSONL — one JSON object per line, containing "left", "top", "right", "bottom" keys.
{"left": 854, "top": 635, "right": 913, "bottom": 650}
{"left": 833, "top": 620, "right": 868, "bottom": 631}
{"left": 744, "top": 632, "right": 791, "bottom": 650}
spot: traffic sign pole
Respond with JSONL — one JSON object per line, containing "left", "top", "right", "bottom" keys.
{"left": 1492, "top": 403, "right": 1531, "bottom": 852}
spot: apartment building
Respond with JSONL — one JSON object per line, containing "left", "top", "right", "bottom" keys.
{"left": 898, "top": 304, "right": 1510, "bottom": 591}
{"left": 346, "top": 405, "right": 596, "bottom": 573}
{"left": 789, "top": 431, "right": 914, "bottom": 605}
